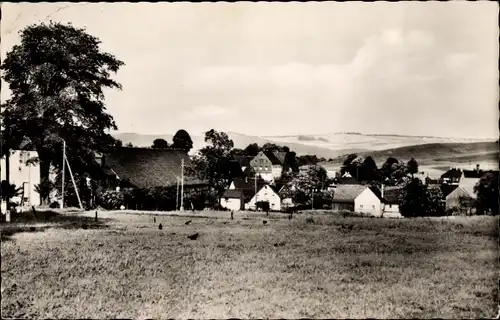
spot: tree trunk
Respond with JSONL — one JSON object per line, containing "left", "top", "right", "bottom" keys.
{"left": 38, "top": 153, "right": 52, "bottom": 206}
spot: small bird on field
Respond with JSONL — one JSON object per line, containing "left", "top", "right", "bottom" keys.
{"left": 263, "top": 220, "right": 267, "bottom": 225}
{"left": 158, "top": 223, "right": 163, "bottom": 230}
{"left": 187, "top": 232, "right": 199, "bottom": 240}
{"left": 185, "top": 220, "right": 192, "bottom": 225}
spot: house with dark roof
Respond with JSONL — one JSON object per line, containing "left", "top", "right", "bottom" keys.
{"left": 97, "top": 147, "right": 207, "bottom": 190}
{"left": 233, "top": 155, "right": 253, "bottom": 172}
{"left": 221, "top": 180, "right": 281, "bottom": 211}
{"left": 332, "top": 185, "right": 384, "bottom": 216}
{"left": 249, "top": 150, "right": 285, "bottom": 182}
{"left": 440, "top": 168, "right": 462, "bottom": 185}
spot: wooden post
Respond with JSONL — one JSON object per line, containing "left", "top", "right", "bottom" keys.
{"left": 61, "top": 140, "right": 65, "bottom": 209}
{"left": 180, "top": 159, "right": 184, "bottom": 211}
{"left": 65, "top": 156, "right": 83, "bottom": 210}
{"left": 95, "top": 210, "right": 98, "bottom": 222}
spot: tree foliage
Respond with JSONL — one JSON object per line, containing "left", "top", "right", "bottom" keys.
{"left": 1, "top": 22, "right": 124, "bottom": 204}
{"left": 244, "top": 143, "right": 260, "bottom": 157}
{"left": 172, "top": 129, "right": 193, "bottom": 153}
{"left": 399, "top": 178, "right": 443, "bottom": 217}
{"left": 474, "top": 171, "right": 499, "bottom": 215}
{"left": 407, "top": 158, "right": 419, "bottom": 177}
{"left": 188, "top": 130, "right": 234, "bottom": 201}
{"left": 151, "top": 138, "right": 169, "bottom": 149}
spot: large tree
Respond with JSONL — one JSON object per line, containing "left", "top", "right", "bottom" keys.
{"left": 172, "top": 129, "right": 193, "bottom": 153}
{"left": 407, "top": 158, "right": 419, "bottom": 178}
{"left": 474, "top": 171, "right": 499, "bottom": 215}
{"left": 244, "top": 143, "right": 260, "bottom": 156}
{"left": 1, "top": 22, "right": 124, "bottom": 204}
{"left": 359, "top": 156, "right": 380, "bottom": 183}
{"left": 188, "top": 129, "right": 234, "bottom": 205}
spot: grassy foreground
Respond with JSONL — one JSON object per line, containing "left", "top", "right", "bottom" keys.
{"left": 1, "top": 210, "right": 498, "bottom": 319}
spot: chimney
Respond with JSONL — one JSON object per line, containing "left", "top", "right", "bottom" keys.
{"left": 476, "top": 164, "right": 480, "bottom": 173}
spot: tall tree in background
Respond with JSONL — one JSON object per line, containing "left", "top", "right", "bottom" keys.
{"left": 151, "top": 138, "right": 169, "bottom": 149}
{"left": 381, "top": 157, "right": 399, "bottom": 183}
{"left": 474, "top": 171, "right": 499, "bottom": 215}
{"left": 244, "top": 143, "right": 260, "bottom": 156}
{"left": 172, "top": 129, "right": 193, "bottom": 153}
{"left": 398, "top": 178, "right": 428, "bottom": 217}
{"left": 188, "top": 129, "right": 234, "bottom": 205}
{"left": 1, "top": 22, "right": 124, "bottom": 204}
{"left": 360, "top": 156, "right": 380, "bottom": 183}
{"left": 407, "top": 158, "right": 419, "bottom": 178}
{"left": 340, "top": 154, "right": 358, "bottom": 175}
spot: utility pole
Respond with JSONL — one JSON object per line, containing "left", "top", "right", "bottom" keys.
{"left": 61, "top": 140, "right": 66, "bottom": 209}
{"left": 180, "top": 158, "right": 184, "bottom": 211}
{"left": 65, "top": 155, "right": 83, "bottom": 210}
{"left": 176, "top": 177, "right": 180, "bottom": 211}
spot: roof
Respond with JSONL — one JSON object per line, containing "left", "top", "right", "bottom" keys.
{"left": 233, "top": 155, "right": 253, "bottom": 168}
{"left": 337, "top": 177, "right": 361, "bottom": 185}
{"left": 231, "top": 177, "right": 266, "bottom": 190}
{"left": 440, "top": 184, "right": 459, "bottom": 198}
{"left": 383, "top": 187, "right": 400, "bottom": 204}
{"left": 441, "top": 168, "right": 462, "bottom": 179}
{"left": 263, "top": 150, "right": 283, "bottom": 165}
{"left": 332, "top": 185, "right": 368, "bottom": 203}
{"left": 462, "top": 170, "right": 486, "bottom": 178}
{"left": 103, "top": 147, "right": 207, "bottom": 188}
{"left": 222, "top": 189, "right": 244, "bottom": 199}
{"left": 227, "top": 160, "right": 244, "bottom": 179}
{"left": 273, "top": 151, "right": 287, "bottom": 165}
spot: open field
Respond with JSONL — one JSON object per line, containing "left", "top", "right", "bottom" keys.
{"left": 1, "top": 210, "right": 498, "bottom": 319}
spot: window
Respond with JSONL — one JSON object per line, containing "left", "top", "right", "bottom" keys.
{"left": 260, "top": 167, "right": 263, "bottom": 170}
{"left": 389, "top": 204, "right": 392, "bottom": 208}
{"left": 372, "top": 205, "right": 375, "bottom": 209}
{"left": 360, "top": 205, "right": 363, "bottom": 208}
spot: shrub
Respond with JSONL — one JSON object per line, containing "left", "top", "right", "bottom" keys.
{"left": 97, "top": 190, "right": 124, "bottom": 210}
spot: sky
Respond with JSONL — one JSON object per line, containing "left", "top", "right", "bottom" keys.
{"left": 1, "top": 2, "right": 498, "bottom": 139}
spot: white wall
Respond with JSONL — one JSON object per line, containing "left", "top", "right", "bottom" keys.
{"left": 354, "top": 188, "right": 382, "bottom": 217}
{"left": 258, "top": 173, "right": 274, "bottom": 182}
{"left": 220, "top": 198, "right": 242, "bottom": 211}
{"left": 246, "top": 185, "right": 281, "bottom": 211}
{"left": 383, "top": 203, "right": 400, "bottom": 214}
{"left": 271, "top": 165, "right": 282, "bottom": 179}
{"left": 1, "top": 150, "right": 41, "bottom": 207}
{"left": 459, "top": 178, "right": 480, "bottom": 199}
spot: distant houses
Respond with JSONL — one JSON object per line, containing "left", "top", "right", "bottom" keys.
{"left": 221, "top": 177, "right": 281, "bottom": 211}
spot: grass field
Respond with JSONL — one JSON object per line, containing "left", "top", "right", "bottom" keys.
{"left": 1, "top": 210, "right": 498, "bottom": 319}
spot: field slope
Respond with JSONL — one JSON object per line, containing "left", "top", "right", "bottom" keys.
{"left": 1, "top": 211, "right": 498, "bottom": 319}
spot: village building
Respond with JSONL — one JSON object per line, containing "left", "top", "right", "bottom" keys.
{"left": 249, "top": 150, "right": 285, "bottom": 182}
{"left": 221, "top": 179, "right": 280, "bottom": 211}
{"left": 332, "top": 184, "right": 384, "bottom": 216}
{"left": 1, "top": 150, "right": 41, "bottom": 211}
{"left": 380, "top": 186, "right": 403, "bottom": 218}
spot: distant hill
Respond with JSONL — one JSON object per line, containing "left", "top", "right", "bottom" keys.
{"left": 113, "top": 132, "right": 368, "bottom": 159}
{"left": 113, "top": 132, "right": 497, "bottom": 173}
{"left": 321, "top": 141, "right": 498, "bottom": 177}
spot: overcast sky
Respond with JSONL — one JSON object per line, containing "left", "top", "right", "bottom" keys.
{"left": 1, "top": 2, "right": 498, "bottom": 139}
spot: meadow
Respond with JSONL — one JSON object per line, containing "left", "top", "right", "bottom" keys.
{"left": 1, "top": 209, "right": 498, "bottom": 319}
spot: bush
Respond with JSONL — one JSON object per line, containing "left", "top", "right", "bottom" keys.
{"left": 97, "top": 190, "right": 124, "bottom": 210}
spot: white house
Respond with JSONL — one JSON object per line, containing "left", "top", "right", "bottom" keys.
{"left": 1, "top": 150, "right": 41, "bottom": 211}
{"left": 220, "top": 189, "right": 245, "bottom": 211}
{"left": 332, "top": 184, "right": 383, "bottom": 217}
{"left": 245, "top": 184, "right": 281, "bottom": 212}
